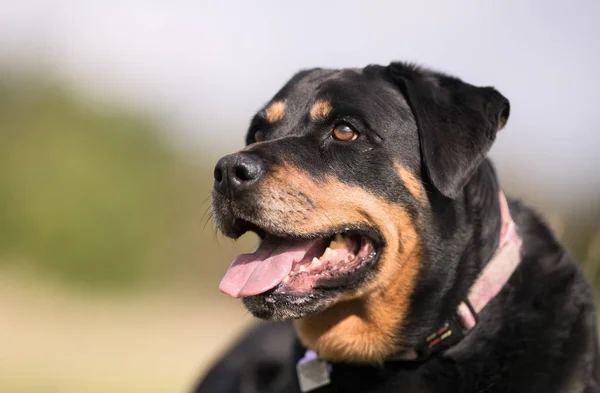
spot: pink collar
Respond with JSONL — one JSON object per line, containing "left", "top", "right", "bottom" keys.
{"left": 454, "top": 191, "right": 523, "bottom": 330}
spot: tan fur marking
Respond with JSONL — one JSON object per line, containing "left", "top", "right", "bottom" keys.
{"left": 257, "top": 164, "right": 421, "bottom": 363}
{"left": 264, "top": 101, "right": 286, "bottom": 123}
{"left": 394, "top": 162, "right": 427, "bottom": 205}
{"left": 309, "top": 100, "right": 333, "bottom": 121}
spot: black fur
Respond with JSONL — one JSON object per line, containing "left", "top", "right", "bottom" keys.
{"left": 390, "top": 63, "right": 510, "bottom": 198}
{"left": 196, "top": 62, "right": 599, "bottom": 392}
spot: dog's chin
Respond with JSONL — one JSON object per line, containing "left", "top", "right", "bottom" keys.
{"left": 242, "top": 291, "right": 336, "bottom": 320}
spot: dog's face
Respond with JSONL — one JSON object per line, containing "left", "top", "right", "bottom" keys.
{"left": 211, "top": 62, "right": 509, "bottom": 360}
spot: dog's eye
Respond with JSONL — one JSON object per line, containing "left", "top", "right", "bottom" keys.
{"left": 332, "top": 123, "right": 358, "bottom": 141}
{"left": 254, "top": 131, "right": 265, "bottom": 143}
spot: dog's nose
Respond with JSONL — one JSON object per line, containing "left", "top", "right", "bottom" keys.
{"left": 213, "top": 153, "right": 264, "bottom": 196}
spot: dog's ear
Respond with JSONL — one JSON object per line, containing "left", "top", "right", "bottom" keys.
{"left": 388, "top": 62, "right": 510, "bottom": 199}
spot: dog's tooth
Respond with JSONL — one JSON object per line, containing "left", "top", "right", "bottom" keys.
{"left": 330, "top": 241, "right": 344, "bottom": 250}
{"left": 323, "top": 247, "right": 337, "bottom": 259}
{"left": 310, "top": 257, "right": 322, "bottom": 268}
{"left": 299, "top": 265, "right": 307, "bottom": 272}
{"left": 330, "top": 234, "right": 348, "bottom": 250}
{"left": 282, "top": 275, "right": 290, "bottom": 283}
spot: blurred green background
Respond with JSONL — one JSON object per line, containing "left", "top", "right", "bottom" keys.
{"left": 0, "top": 71, "right": 259, "bottom": 393}
{"left": 1, "top": 1, "right": 599, "bottom": 392}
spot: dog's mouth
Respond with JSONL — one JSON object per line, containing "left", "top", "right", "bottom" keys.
{"left": 219, "top": 220, "right": 381, "bottom": 298}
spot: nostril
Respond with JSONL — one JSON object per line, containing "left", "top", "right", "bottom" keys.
{"left": 214, "top": 166, "right": 223, "bottom": 183}
{"left": 234, "top": 158, "right": 263, "bottom": 183}
{"left": 235, "top": 165, "right": 252, "bottom": 182}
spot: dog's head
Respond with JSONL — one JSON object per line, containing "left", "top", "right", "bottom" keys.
{"left": 211, "top": 63, "right": 509, "bottom": 362}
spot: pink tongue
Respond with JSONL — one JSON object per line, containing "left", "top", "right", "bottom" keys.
{"left": 219, "top": 237, "right": 318, "bottom": 298}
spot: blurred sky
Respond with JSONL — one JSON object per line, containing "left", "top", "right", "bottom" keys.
{"left": 1, "top": 0, "right": 599, "bottom": 203}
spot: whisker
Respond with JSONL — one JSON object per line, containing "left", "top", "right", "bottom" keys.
{"left": 200, "top": 195, "right": 212, "bottom": 221}
{"left": 200, "top": 193, "right": 211, "bottom": 205}
{"left": 213, "top": 226, "right": 221, "bottom": 245}
{"left": 203, "top": 210, "right": 214, "bottom": 231}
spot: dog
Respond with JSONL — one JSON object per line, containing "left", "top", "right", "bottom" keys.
{"left": 195, "top": 62, "right": 600, "bottom": 392}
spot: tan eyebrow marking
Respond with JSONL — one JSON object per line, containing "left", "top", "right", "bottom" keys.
{"left": 310, "top": 100, "right": 333, "bottom": 121}
{"left": 264, "top": 101, "right": 286, "bottom": 123}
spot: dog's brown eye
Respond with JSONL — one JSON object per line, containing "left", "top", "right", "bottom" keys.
{"left": 254, "top": 131, "right": 265, "bottom": 143}
{"left": 332, "top": 124, "right": 358, "bottom": 141}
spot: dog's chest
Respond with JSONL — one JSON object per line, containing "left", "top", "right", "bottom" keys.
{"left": 289, "top": 363, "right": 443, "bottom": 393}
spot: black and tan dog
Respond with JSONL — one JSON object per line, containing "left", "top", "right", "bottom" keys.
{"left": 196, "top": 62, "right": 600, "bottom": 392}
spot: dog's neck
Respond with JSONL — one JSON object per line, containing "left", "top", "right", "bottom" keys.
{"left": 394, "top": 160, "right": 506, "bottom": 353}
{"left": 295, "top": 160, "right": 507, "bottom": 364}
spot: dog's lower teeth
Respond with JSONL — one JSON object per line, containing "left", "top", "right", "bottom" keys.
{"left": 272, "top": 234, "right": 376, "bottom": 292}
{"left": 322, "top": 247, "right": 337, "bottom": 259}
{"left": 310, "top": 257, "right": 322, "bottom": 268}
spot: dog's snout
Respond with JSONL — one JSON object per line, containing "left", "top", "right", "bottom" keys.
{"left": 213, "top": 153, "right": 264, "bottom": 196}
